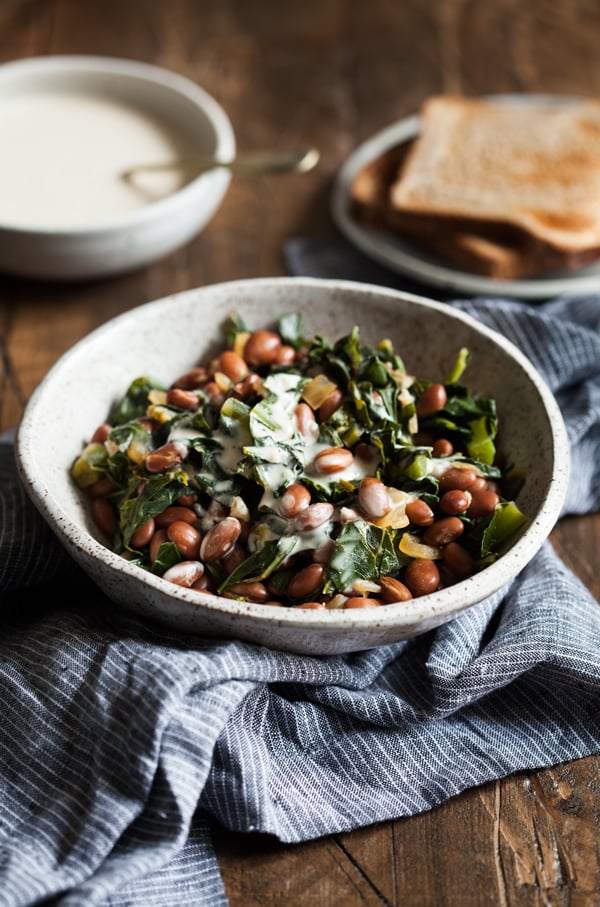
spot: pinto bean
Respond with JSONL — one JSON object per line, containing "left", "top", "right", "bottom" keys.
{"left": 279, "top": 483, "right": 311, "bottom": 518}
{"left": 378, "top": 576, "right": 413, "bottom": 603}
{"left": 162, "top": 561, "right": 204, "bottom": 587}
{"left": 219, "top": 349, "right": 248, "bottom": 382}
{"left": 149, "top": 528, "right": 168, "bottom": 563}
{"left": 313, "top": 447, "right": 353, "bottom": 474}
{"left": 423, "top": 517, "right": 465, "bottom": 547}
{"left": 172, "top": 367, "right": 208, "bottom": 390}
{"left": 191, "top": 573, "right": 212, "bottom": 592}
{"left": 177, "top": 494, "right": 197, "bottom": 507}
{"left": 467, "top": 490, "right": 500, "bottom": 519}
{"left": 155, "top": 506, "right": 197, "bottom": 528}
{"left": 344, "top": 597, "right": 379, "bottom": 609}
{"left": 468, "top": 476, "right": 488, "bottom": 492}
{"left": 88, "top": 476, "right": 118, "bottom": 498}
{"left": 287, "top": 563, "right": 324, "bottom": 600}
{"left": 294, "top": 402, "right": 317, "bottom": 436}
{"left": 274, "top": 344, "right": 296, "bottom": 366}
{"left": 232, "top": 373, "right": 262, "bottom": 400}
{"left": 319, "top": 389, "right": 343, "bottom": 422}
{"left": 295, "top": 502, "right": 334, "bottom": 532}
{"left": 340, "top": 506, "right": 361, "bottom": 523}
{"left": 200, "top": 516, "right": 242, "bottom": 562}
{"left": 227, "top": 581, "right": 269, "bottom": 602}
{"left": 313, "top": 538, "right": 335, "bottom": 564}
{"left": 91, "top": 423, "right": 112, "bottom": 443}
{"left": 416, "top": 383, "right": 447, "bottom": 419}
{"left": 442, "top": 542, "right": 476, "bottom": 578}
{"left": 166, "top": 388, "right": 200, "bottom": 411}
{"left": 243, "top": 330, "right": 282, "bottom": 366}
{"left": 406, "top": 498, "right": 434, "bottom": 527}
{"left": 130, "top": 517, "right": 155, "bottom": 549}
{"left": 144, "top": 441, "right": 188, "bottom": 474}
{"left": 204, "top": 381, "right": 225, "bottom": 408}
{"left": 220, "top": 542, "right": 248, "bottom": 575}
{"left": 91, "top": 497, "right": 116, "bottom": 537}
{"left": 440, "top": 489, "right": 472, "bottom": 516}
{"left": 438, "top": 467, "right": 478, "bottom": 492}
{"left": 432, "top": 438, "right": 453, "bottom": 457}
{"left": 358, "top": 477, "right": 391, "bottom": 520}
{"left": 404, "top": 558, "right": 440, "bottom": 595}
{"left": 167, "top": 521, "right": 201, "bottom": 559}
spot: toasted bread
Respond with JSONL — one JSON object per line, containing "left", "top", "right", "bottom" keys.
{"left": 349, "top": 96, "right": 600, "bottom": 278}
{"left": 389, "top": 95, "right": 600, "bottom": 256}
{"left": 350, "top": 142, "right": 410, "bottom": 226}
{"left": 349, "top": 141, "right": 554, "bottom": 278}
{"left": 412, "top": 229, "right": 600, "bottom": 279}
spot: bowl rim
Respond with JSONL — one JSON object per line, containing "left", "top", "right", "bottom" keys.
{"left": 0, "top": 54, "right": 236, "bottom": 236}
{"left": 15, "top": 276, "right": 571, "bottom": 631}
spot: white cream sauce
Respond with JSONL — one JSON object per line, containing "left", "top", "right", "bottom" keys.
{"left": 0, "top": 90, "right": 197, "bottom": 227}
{"left": 168, "top": 372, "right": 378, "bottom": 554}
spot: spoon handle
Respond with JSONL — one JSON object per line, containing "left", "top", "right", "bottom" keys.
{"left": 122, "top": 148, "right": 319, "bottom": 181}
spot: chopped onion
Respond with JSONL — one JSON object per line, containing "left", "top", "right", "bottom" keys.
{"left": 301, "top": 374, "right": 338, "bottom": 409}
{"left": 233, "top": 331, "right": 251, "bottom": 359}
{"left": 353, "top": 579, "right": 381, "bottom": 596}
{"left": 326, "top": 594, "right": 348, "bottom": 610}
{"left": 230, "top": 495, "right": 250, "bottom": 522}
{"left": 127, "top": 438, "right": 151, "bottom": 465}
{"left": 399, "top": 532, "right": 441, "bottom": 560}
{"left": 148, "top": 389, "right": 167, "bottom": 405}
{"left": 376, "top": 487, "right": 412, "bottom": 529}
{"left": 146, "top": 404, "right": 175, "bottom": 424}
{"left": 214, "top": 370, "right": 232, "bottom": 392}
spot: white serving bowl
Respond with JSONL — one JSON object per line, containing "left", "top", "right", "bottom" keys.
{"left": 0, "top": 55, "right": 235, "bottom": 280}
{"left": 15, "top": 277, "right": 569, "bottom": 654}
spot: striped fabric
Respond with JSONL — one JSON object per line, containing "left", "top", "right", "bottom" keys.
{"left": 1, "top": 251, "right": 599, "bottom": 905}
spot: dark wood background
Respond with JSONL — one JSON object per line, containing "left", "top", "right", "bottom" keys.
{"left": 1, "top": 2, "right": 599, "bottom": 904}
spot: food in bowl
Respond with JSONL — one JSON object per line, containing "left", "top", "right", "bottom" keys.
{"left": 71, "top": 309, "right": 528, "bottom": 611}
{"left": 15, "top": 278, "right": 569, "bottom": 654}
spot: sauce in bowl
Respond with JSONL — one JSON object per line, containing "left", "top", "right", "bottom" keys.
{"left": 0, "top": 90, "right": 198, "bottom": 228}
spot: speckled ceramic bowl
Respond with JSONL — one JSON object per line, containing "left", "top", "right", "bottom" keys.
{"left": 15, "top": 278, "right": 569, "bottom": 654}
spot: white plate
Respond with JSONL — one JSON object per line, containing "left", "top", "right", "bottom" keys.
{"left": 331, "top": 104, "right": 600, "bottom": 299}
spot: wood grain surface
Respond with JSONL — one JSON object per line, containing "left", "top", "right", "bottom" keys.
{"left": 1, "top": 2, "right": 599, "bottom": 904}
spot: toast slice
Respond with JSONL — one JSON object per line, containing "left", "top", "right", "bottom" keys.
{"left": 350, "top": 142, "right": 411, "bottom": 227}
{"left": 349, "top": 142, "right": 538, "bottom": 277}
{"left": 349, "top": 96, "right": 600, "bottom": 278}
{"left": 349, "top": 140, "right": 573, "bottom": 278}
{"left": 389, "top": 95, "right": 600, "bottom": 257}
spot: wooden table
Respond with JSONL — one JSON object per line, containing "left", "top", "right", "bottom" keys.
{"left": 1, "top": 2, "right": 599, "bottom": 904}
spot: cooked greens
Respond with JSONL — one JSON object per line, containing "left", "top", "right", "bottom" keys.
{"left": 71, "top": 312, "right": 527, "bottom": 609}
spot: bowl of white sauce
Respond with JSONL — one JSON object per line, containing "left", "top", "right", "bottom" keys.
{"left": 0, "top": 55, "right": 235, "bottom": 280}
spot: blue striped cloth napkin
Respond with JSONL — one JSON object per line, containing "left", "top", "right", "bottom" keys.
{"left": 1, "top": 242, "right": 599, "bottom": 905}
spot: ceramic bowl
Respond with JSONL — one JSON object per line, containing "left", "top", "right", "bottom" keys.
{"left": 0, "top": 55, "right": 235, "bottom": 280}
{"left": 15, "top": 277, "right": 569, "bottom": 654}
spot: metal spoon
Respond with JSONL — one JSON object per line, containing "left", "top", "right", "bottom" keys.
{"left": 121, "top": 147, "right": 320, "bottom": 182}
